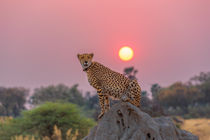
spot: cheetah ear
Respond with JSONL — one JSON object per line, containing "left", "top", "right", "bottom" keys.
{"left": 77, "top": 54, "right": 80, "bottom": 59}
{"left": 90, "top": 53, "right": 94, "bottom": 58}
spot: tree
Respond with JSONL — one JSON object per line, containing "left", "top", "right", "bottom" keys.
{"left": 84, "top": 94, "right": 100, "bottom": 120}
{"left": 157, "top": 82, "right": 201, "bottom": 110}
{"left": 151, "top": 83, "right": 161, "bottom": 100}
{"left": 86, "top": 94, "right": 99, "bottom": 109}
{"left": 190, "top": 72, "right": 210, "bottom": 84}
{"left": 0, "top": 102, "right": 95, "bottom": 140}
{"left": 0, "top": 87, "right": 28, "bottom": 117}
{"left": 123, "top": 67, "right": 138, "bottom": 80}
{"left": 140, "top": 91, "right": 151, "bottom": 107}
{"left": 190, "top": 72, "right": 210, "bottom": 103}
{"left": 149, "top": 84, "right": 166, "bottom": 116}
{"left": 30, "top": 84, "right": 86, "bottom": 106}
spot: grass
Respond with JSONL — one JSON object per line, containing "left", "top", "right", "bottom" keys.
{"left": 181, "top": 118, "right": 210, "bottom": 140}
{"left": 11, "top": 125, "right": 79, "bottom": 140}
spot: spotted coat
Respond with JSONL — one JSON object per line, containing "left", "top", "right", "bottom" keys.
{"left": 86, "top": 62, "right": 141, "bottom": 118}
{"left": 77, "top": 53, "right": 141, "bottom": 119}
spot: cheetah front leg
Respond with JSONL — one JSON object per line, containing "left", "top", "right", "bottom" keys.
{"left": 97, "top": 89, "right": 106, "bottom": 119}
{"left": 98, "top": 94, "right": 110, "bottom": 119}
{"left": 104, "top": 95, "right": 110, "bottom": 112}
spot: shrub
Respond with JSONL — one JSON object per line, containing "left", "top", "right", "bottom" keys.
{"left": 0, "top": 102, "right": 95, "bottom": 140}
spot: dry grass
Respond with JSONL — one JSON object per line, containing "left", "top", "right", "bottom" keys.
{"left": 181, "top": 118, "right": 210, "bottom": 140}
{"left": 0, "top": 116, "right": 13, "bottom": 124}
{"left": 11, "top": 125, "right": 79, "bottom": 140}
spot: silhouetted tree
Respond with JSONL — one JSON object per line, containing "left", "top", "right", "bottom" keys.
{"left": 151, "top": 83, "right": 161, "bottom": 100}
{"left": 141, "top": 91, "right": 151, "bottom": 107}
{"left": 190, "top": 72, "right": 210, "bottom": 84}
{"left": 0, "top": 87, "right": 28, "bottom": 117}
{"left": 123, "top": 66, "right": 138, "bottom": 80}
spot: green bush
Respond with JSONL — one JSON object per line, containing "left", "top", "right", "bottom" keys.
{"left": 0, "top": 102, "right": 95, "bottom": 140}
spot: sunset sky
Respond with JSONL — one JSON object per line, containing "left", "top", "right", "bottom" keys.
{"left": 0, "top": 1, "right": 210, "bottom": 93}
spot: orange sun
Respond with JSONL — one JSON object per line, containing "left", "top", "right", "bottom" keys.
{"left": 119, "top": 46, "right": 134, "bottom": 61}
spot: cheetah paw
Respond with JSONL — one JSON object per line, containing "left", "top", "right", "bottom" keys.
{"left": 98, "top": 112, "right": 104, "bottom": 119}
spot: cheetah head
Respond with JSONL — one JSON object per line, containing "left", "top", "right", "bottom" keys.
{"left": 77, "top": 53, "right": 94, "bottom": 71}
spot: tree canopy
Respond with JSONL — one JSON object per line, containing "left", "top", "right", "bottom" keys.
{"left": 0, "top": 87, "right": 28, "bottom": 117}
{"left": 30, "top": 84, "right": 86, "bottom": 106}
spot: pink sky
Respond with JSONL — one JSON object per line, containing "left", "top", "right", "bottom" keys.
{"left": 0, "top": 0, "right": 210, "bottom": 93}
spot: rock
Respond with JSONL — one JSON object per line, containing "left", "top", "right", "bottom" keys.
{"left": 83, "top": 102, "right": 198, "bottom": 140}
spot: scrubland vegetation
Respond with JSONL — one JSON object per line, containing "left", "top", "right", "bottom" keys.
{"left": 143, "top": 71, "right": 210, "bottom": 119}
{"left": 0, "top": 102, "right": 94, "bottom": 140}
{"left": 0, "top": 68, "right": 209, "bottom": 139}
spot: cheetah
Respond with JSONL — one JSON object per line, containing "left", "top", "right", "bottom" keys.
{"left": 77, "top": 53, "right": 141, "bottom": 119}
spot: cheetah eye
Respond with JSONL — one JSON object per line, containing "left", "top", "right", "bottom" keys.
{"left": 87, "top": 56, "right": 90, "bottom": 59}
{"left": 81, "top": 56, "right": 84, "bottom": 59}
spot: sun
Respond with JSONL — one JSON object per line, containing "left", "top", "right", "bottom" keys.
{"left": 119, "top": 46, "right": 134, "bottom": 61}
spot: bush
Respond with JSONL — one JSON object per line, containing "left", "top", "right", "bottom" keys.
{"left": 0, "top": 102, "right": 95, "bottom": 140}
{"left": 184, "top": 104, "right": 210, "bottom": 118}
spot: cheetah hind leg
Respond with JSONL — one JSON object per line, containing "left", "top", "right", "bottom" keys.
{"left": 125, "top": 80, "right": 141, "bottom": 107}
{"left": 128, "top": 95, "right": 140, "bottom": 107}
{"left": 121, "top": 93, "right": 139, "bottom": 107}
{"left": 98, "top": 95, "right": 110, "bottom": 119}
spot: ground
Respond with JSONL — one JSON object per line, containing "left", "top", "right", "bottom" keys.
{"left": 181, "top": 118, "right": 210, "bottom": 140}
